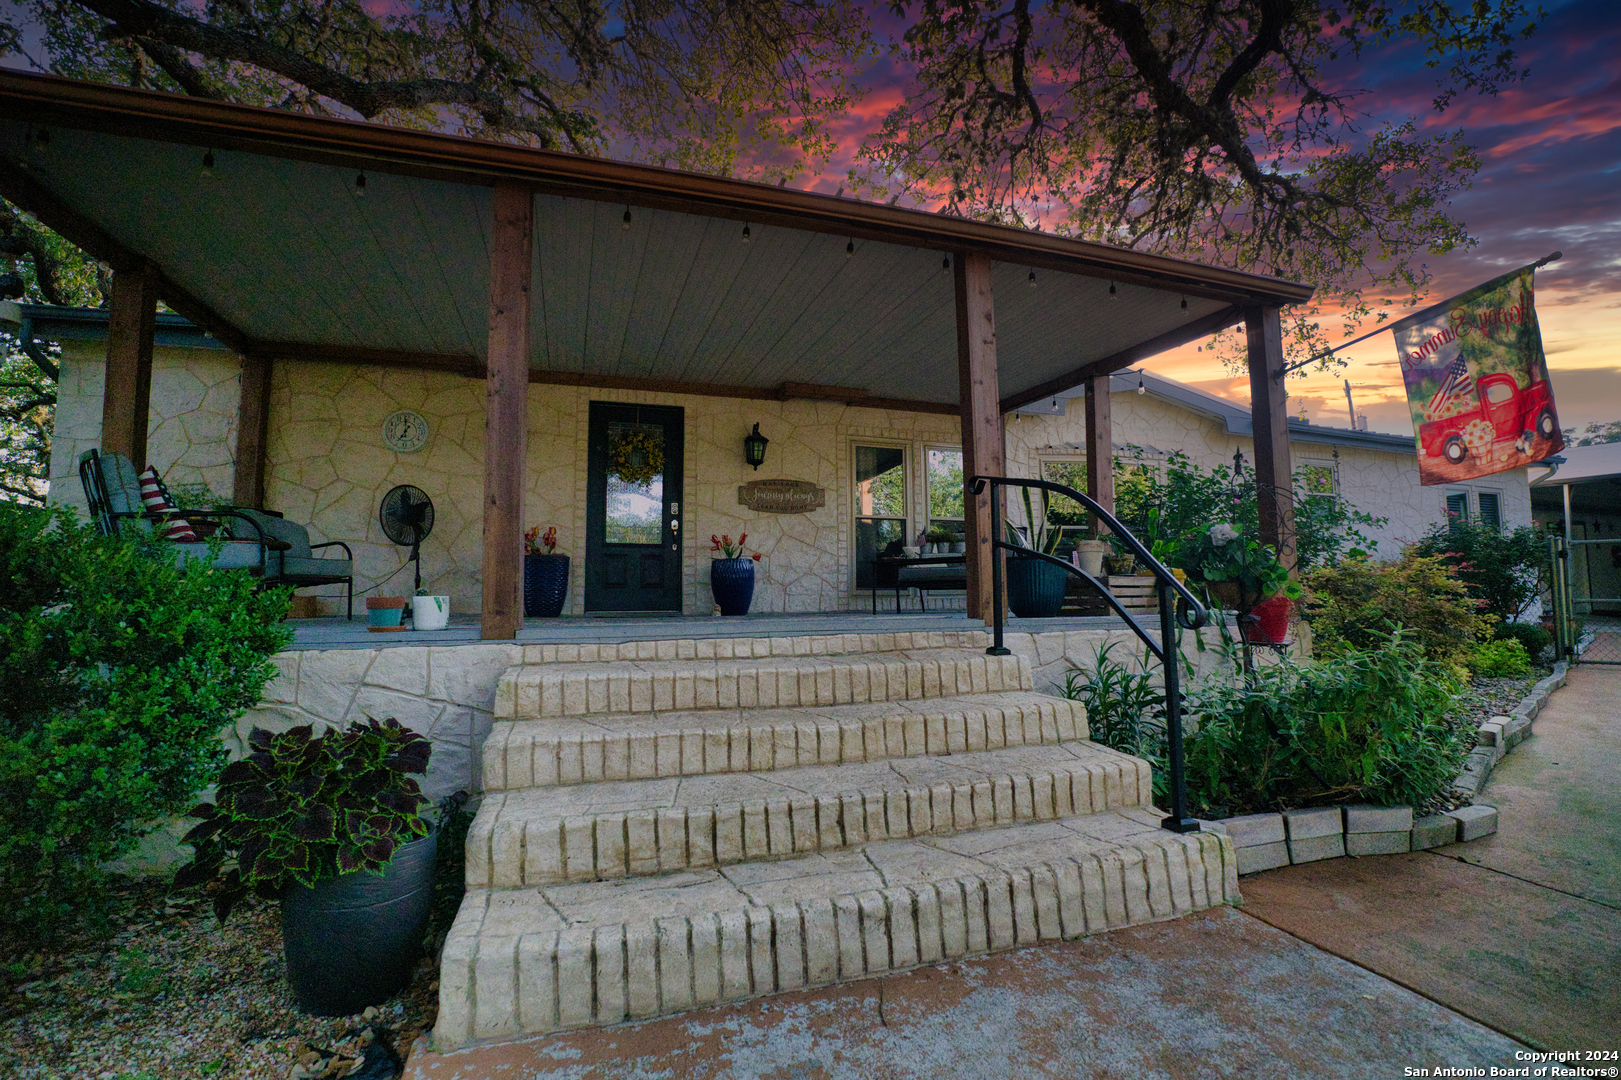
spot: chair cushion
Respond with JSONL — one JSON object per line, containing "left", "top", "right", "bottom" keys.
{"left": 231, "top": 509, "right": 313, "bottom": 558}
{"left": 897, "top": 565, "right": 967, "bottom": 588}
{"left": 171, "top": 541, "right": 265, "bottom": 570}
{"left": 137, "top": 466, "right": 198, "bottom": 542}
{"left": 279, "top": 556, "right": 352, "bottom": 582}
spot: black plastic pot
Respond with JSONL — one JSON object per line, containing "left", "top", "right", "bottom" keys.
{"left": 1006, "top": 555, "right": 1069, "bottom": 618}
{"left": 280, "top": 830, "right": 438, "bottom": 1016}
{"left": 524, "top": 554, "right": 570, "bottom": 617}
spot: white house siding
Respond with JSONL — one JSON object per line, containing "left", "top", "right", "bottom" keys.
{"left": 1002, "top": 386, "right": 1530, "bottom": 559}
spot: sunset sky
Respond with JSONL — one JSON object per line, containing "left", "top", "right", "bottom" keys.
{"left": 805, "top": 0, "right": 1621, "bottom": 437}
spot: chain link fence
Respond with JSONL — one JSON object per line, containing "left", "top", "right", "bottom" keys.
{"left": 1550, "top": 535, "right": 1621, "bottom": 664}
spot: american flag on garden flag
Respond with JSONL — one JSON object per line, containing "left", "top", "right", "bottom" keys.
{"left": 1426, "top": 354, "right": 1475, "bottom": 417}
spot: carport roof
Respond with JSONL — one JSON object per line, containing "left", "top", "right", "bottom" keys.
{"left": 0, "top": 70, "right": 1312, "bottom": 413}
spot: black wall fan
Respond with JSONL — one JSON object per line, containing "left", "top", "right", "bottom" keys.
{"left": 380, "top": 484, "right": 435, "bottom": 594}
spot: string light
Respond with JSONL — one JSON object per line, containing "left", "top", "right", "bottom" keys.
{"left": 1137, "top": 372, "right": 1146, "bottom": 395}
{"left": 622, "top": 207, "right": 632, "bottom": 229}
{"left": 201, "top": 150, "right": 215, "bottom": 179}
{"left": 1108, "top": 281, "right": 1118, "bottom": 299}
{"left": 846, "top": 238, "right": 855, "bottom": 257}
{"left": 741, "top": 223, "right": 752, "bottom": 244}
{"left": 1180, "top": 296, "right": 1188, "bottom": 315}
{"left": 354, "top": 172, "right": 367, "bottom": 197}
{"left": 1028, "top": 268, "right": 1037, "bottom": 288}
{"left": 942, "top": 254, "right": 951, "bottom": 270}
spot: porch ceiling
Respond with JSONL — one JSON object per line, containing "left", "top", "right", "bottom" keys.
{"left": 0, "top": 71, "right": 1313, "bottom": 411}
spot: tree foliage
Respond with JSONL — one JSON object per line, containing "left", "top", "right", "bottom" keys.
{"left": 1564, "top": 420, "right": 1621, "bottom": 447}
{"left": 7, "top": 0, "right": 874, "bottom": 175}
{"left": 857, "top": 0, "right": 1540, "bottom": 368}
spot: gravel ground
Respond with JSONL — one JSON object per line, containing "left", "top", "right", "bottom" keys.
{"left": 0, "top": 878, "right": 438, "bottom": 1080}
{"left": 1426, "top": 667, "right": 1547, "bottom": 814}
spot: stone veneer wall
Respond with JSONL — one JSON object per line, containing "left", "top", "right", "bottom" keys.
{"left": 48, "top": 340, "right": 244, "bottom": 515}
{"left": 267, "top": 360, "right": 963, "bottom": 615}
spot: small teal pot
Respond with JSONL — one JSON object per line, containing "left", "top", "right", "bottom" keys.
{"left": 710, "top": 558, "right": 756, "bottom": 616}
{"left": 366, "top": 597, "right": 407, "bottom": 630}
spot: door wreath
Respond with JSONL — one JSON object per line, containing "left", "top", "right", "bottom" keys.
{"left": 609, "top": 427, "right": 664, "bottom": 487}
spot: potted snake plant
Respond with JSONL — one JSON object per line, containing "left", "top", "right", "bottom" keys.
{"left": 175, "top": 719, "right": 437, "bottom": 1016}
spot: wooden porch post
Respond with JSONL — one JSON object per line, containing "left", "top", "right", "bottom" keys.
{"left": 954, "top": 252, "right": 1004, "bottom": 623}
{"left": 102, "top": 265, "right": 158, "bottom": 469}
{"left": 481, "top": 183, "right": 533, "bottom": 639}
{"left": 1246, "top": 306, "right": 1295, "bottom": 568}
{"left": 1083, "top": 375, "right": 1114, "bottom": 532}
{"left": 233, "top": 355, "right": 272, "bottom": 508}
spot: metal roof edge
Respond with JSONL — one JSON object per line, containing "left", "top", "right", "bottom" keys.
{"left": 9, "top": 302, "right": 223, "bottom": 348}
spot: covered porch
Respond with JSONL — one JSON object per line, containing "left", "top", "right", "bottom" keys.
{"left": 1, "top": 70, "right": 1311, "bottom": 638}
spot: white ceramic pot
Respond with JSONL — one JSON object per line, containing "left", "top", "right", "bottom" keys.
{"left": 1074, "top": 539, "right": 1111, "bottom": 578}
{"left": 411, "top": 595, "right": 450, "bottom": 631}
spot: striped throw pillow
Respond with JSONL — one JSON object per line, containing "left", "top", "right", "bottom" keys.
{"left": 137, "top": 466, "right": 199, "bottom": 543}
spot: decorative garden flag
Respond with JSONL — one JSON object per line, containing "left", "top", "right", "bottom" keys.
{"left": 1393, "top": 264, "right": 1564, "bottom": 486}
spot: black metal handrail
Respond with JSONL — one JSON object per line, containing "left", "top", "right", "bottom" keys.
{"left": 968, "top": 474, "right": 1208, "bottom": 834}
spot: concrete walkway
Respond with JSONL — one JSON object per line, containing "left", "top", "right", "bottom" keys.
{"left": 404, "top": 667, "right": 1619, "bottom": 1077}
{"left": 1241, "top": 664, "right": 1621, "bottom": 1050}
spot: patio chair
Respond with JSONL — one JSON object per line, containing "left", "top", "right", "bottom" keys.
{"left": 227, "top": 508, "right": 354, "bottom": 621}
{"left": 79, "top": 448, "right": 271, "bottom": 575}
{"left": 78, "top": 450, "right": 355, "bottom": 617}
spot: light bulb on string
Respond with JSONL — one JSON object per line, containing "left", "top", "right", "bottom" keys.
{"left": 201, "top": 150, "right": 215, "bottom": 179}
{"left": 741, "top": 223, "right": 752, "bottom": 244}
{"left": 1180, "top": 296, "right": 1188, "bottom": 315}
{"left": 1028, "top": 268, "right": 1037, "bottom": 288}
{"left": 622, "top": 207, "right": 632, "bottom": 229}
{"left": 942, "top": 254, "right": 951, "bottom": 270}
{"left": 846, "top": 239, "right": 854, "bottom": 257}
{"left": 1137, "top": 373, "right": 1146, "bottom": 395}
{"left": 354, "top": 172, "right": 367, "bottom": 197}
{"left": 1108, "top": 282, "right": 1118, "bottom": 299}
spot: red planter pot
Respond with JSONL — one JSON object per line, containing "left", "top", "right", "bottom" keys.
{"left": 1244, "top": 594, "right": 1292, "bottom": 645}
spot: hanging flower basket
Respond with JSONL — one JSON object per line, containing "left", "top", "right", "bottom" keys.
{"left": 608, "top": 429, "right": 664, "bottom": 487}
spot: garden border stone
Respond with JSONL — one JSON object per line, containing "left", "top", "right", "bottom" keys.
{"left": 1200, "top": 661, "right": 1566, "bottom": 872}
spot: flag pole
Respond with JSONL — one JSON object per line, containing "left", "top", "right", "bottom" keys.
{"left": 1273, "top": 252, "right": 1562, "bottom": 381}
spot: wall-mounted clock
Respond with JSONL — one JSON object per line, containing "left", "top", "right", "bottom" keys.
{"left": 382, "top": 409, "right": 430, "bottom": 453}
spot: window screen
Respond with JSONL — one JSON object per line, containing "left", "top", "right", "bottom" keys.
{"left": 1477, "top": 492, "right": 1502, "bottom": 530}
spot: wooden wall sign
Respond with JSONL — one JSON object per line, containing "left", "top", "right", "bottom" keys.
{"left": 738, "top": 479, "right": 826, "bottom": 514}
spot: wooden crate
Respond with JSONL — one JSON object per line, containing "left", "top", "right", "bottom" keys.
{"left": 1103, "top": 575, "right": 1159, "bottom": 614}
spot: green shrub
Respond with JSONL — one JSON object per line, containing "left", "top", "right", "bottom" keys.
{"left": 1494, "top": 621, "right": 1551, "bottom": 663}
{"left": 1303, "top": 552, "right": 1494, "bottom": 671}
{"left": 1407, "top": 519, "right": 1546, "bottom": 622}
{"left": 1470, "top": 637, "right": 1532, "bottom": 678}
{"left": 1062, "top": 643, "right": 1169, "bottom": 799}
{"left": 0, "top": 504, "right": 290, "bottom": 941}
{"left": 1184, "top": 631, "right": 1467, "bottom": 817}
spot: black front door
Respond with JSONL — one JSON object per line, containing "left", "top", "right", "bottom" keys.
{"left": 585, "top": 402, "right": 684, "bottom": 612}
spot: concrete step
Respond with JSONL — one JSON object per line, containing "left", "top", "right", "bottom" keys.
{"left": 517, "top": 629, "right": 992, "bottom": 667}
{"left": 435, "top": 812, "right": 1241, "bottom": 1048}
{"left": 481, "top": 691, "right": 1090, "bottom": 791}
{"left": 493, "top": 649, "right": 1031, "bottom": 720}
{"left": 466, "top": 742, "right": 1152, "bottom": 887}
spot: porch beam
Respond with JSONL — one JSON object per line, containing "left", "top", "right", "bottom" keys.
{"left": 1084, "top": 376, "right": 1114, "bottom": 533}
{"left": 102, "top": 265, "right": 158, "bottom": 469}
{"left": 481, "top": 183, "right": 533, "bottom": 640}
{"left": 1245, "top": 306, "right": 1295, "bottom": 568}
{"left": 1000, "top": 305, "right": 1242, "bottom": 414}
{"left": 954, "top": 251, "right": 1004, "bottom": 623}
{"left": 233, "top": 354, "right": 272, "bottom": 508}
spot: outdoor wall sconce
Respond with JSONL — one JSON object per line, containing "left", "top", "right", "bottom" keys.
{"left": 743, "top": 423, "right": 769, "bottom": 470}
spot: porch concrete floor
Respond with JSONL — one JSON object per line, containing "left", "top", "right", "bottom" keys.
{"left": 287, "top": 611, "right": 1135, "bottom": 650}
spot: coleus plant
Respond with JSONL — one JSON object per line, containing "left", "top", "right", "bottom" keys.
{"left": 174, "top": 718, "right": 432, "bottom": 921}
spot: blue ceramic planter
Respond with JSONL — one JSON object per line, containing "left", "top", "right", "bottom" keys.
{"left": 710, "top": 558, "right": 755, "bottom": 616}
{"left": 524, "top": 554, "right": 570, "bottom": 617}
